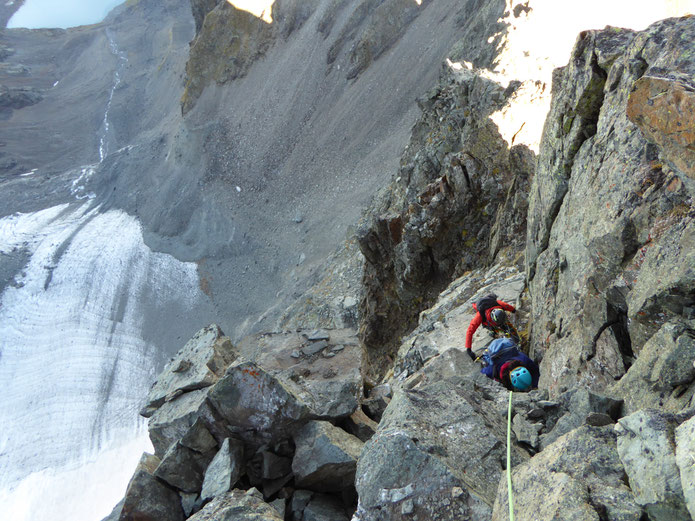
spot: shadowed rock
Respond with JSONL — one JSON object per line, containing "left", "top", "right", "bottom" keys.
{"left": 200, "top": 438, "right": 245, "bottom": 501}
{"left": 119, "top": 453, "right": 185, "bottom": 521}
{"left": 148, "top": 389, "right": 228, "bottom": 457}
{"left": 292, "top": 420, "right": 363, "bottom": 492}
{"left": 154, "top": 442, "right": 211, "bottom": 493}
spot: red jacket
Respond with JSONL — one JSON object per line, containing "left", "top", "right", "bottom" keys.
{"left": 465, "top": 299, "right": 516, "bottom": 349}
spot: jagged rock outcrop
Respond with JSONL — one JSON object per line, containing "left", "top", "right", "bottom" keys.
{"left": 292, "top": 420, "right": 363, "bottom": 492}
{"left": 141, "top": 324, "right": 237, "bottom": 417}
{"left": 119, "top": 454, "right": 186, "bottom": 521}
{"left": 357, "top": 62, "right": 534, "bottom": 378}
{"left": 112, "top": 327, "right": 363, "bottom": 520}
{"left": 526, "top": 17, "right": 695, "bottom": 399}
{"left": 182, "top": 2, "right": 276, "bottom": 113}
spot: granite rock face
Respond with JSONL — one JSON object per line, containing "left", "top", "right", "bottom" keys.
{"left": 492, "top": 425, "right": 642, "bottom": 521}
{"left": 526, "top": 17, "right": 695, "bottom": 397}
{"left": 627, "top": 74, "right": 695, "bottom": 179}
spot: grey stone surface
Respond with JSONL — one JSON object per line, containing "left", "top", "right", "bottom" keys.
{"left": 142, "top": 324, "right": 237, "bottom": 416}
{"left": 180, "top": 417, "right": 219, "bottom": 455}
{"left": 207, "top": 360, "right": 313, "bottom": 445}
{"left": 119, "top": 453, "right": 185, "bottom": 521}
{"left": 292, "top": 420, "right": 363, "bottom": 492}
{"left": 187, "top": 488, "right": 283, "bottom": 520}
{"left": 492, "top": 426, "right": 641, "bottom": 521}
{"left": 512, "top": 414, "right": 542, "bottom": 449}
{"left": 236, "top": 329, "right": 363, "bottom": 420}
{"left": 540, "top": 389, "right": 622, "bottom": 449}
{"left": 354, "top": 374, "right": 528, "bottom": 520}
{"left": 147, "top": 389, "right": 222, "bottom": 457}
{"left": 261, "top": 450, "right": 292, "bottom": 480}
{"left": 615, "top": 410, "right": 690, "bottom": 521}
{"left": 200, "top": 438, "right": 245, "bottom": 501}
{"left": 154, "top": 442, "right": 210, "bottom": 493}
{"left": 611, "top": 321, "right": 695, "bottom": 414}
{"left": 525, "top": 18, "right": 695, "bottom": 396}
{"left": 676, "top": 415, "right": 695, "bottom": 519}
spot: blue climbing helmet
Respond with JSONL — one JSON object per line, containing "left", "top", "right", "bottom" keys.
{"left": 510, "top": 366, "right": 532, "bottom": 391}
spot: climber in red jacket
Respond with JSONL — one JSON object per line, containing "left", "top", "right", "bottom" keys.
{"left": 465, "top": 293, "right": 519, "bottom": 359}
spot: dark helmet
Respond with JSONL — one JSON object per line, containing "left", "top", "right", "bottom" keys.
{"left": 510, "top": 367, "right": 532, "bottom": 391}
{"left": 490, "top": 308, "right": 507, "bottom": 325}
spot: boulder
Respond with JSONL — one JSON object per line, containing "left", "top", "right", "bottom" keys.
{"left": 492, "top": 426, "right": 642, "bottom": 521}
{"left": 141, "top": 324, "right": 237, "bottom": 417}
{"left": 118, "top": 453, "right": 185, "bottom": 521}
{"left": 675, "top": 415, "right": 695, "bottom": 519}
{"left": 200, "top": 438, "right": 245, "bottom": 502}
{"left": 187, "top": 488, "right": 283, "bottom": 521}
{"left": 292, "top": 420, "right": 363, "bottom": 492}
{"left": 147, "top": 389, "right": 227, "bottom": 457}
{"left": 180, "top": 417, "right": 219, "bottom": 455}
{"left": 207, "top": 360, "right": 313, "bottom": 445}
{"left": 615, "top": 410, "right": 691, "bottom": 521}
{"left": 354, "top": 372, "right": 528, "bottom": 520}
{"left": 207, "top": 330, "right": 363, "bottom": 446}
{"left": 154, "top": 442, "right": 210, "bottom": 493}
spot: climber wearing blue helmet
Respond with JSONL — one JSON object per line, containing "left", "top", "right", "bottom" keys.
{"left": 476, "top": 337, "right": 540, "bottom": 391}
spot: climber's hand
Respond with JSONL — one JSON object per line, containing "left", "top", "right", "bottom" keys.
{"left": 466, "top": 349, "right": 476, "bottom": 361}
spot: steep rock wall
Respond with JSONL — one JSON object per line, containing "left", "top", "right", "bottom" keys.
{"left": 526, "top": 17, "right": 695, "bottom": 399}
{"left": 356, "top": 63, "right": 534, "bottom": 378}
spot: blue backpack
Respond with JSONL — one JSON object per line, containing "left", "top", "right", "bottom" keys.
{"left": 481, "top": 337, "right": 518, "bottom": 367}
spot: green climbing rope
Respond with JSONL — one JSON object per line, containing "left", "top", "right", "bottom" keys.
{"left": 507, "top": 390, "right": 515, "bottom": 521}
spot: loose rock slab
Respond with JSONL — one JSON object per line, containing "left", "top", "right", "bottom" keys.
{"left": 142, "top": 324, "right": 237, "bottom": 417}
{"left": 292, "top": 420, "right": 363, "bottom": 492}
{"left": 200, "top": 438, "right": 245, "bottom": 501}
